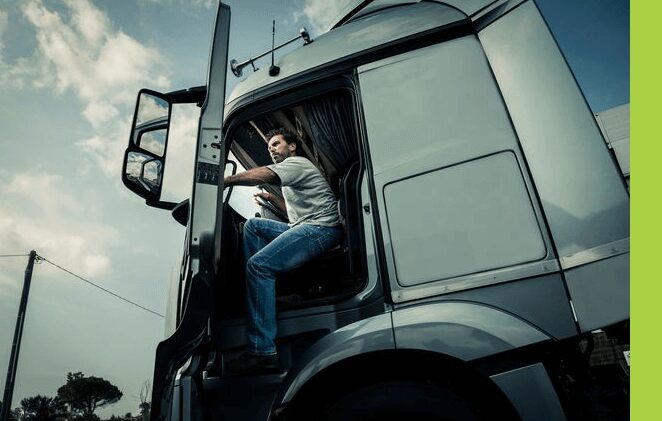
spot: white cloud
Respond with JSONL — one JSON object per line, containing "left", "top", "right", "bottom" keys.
{"left": 64, "top": 0, "right": 109, "bottom": 47}
{"left": 0, "top": 0, "right": 172, "bottom": 183}
{"left": 20, "top": 0, "right": 169, "bottom": 103}
{"left": 0, "top": 267, "right": 21, "bottom": 297}
{"left": 0, "top": 171, "right": 119, "bottom": 278}
{"left": 145, "top": 0, "right": 215, "bottom": 9}
{"left": 5, "top": 173, "right": 78, "bottom": 215}
{"left": 0, "top": 9, "right": 42, "bottom": 89}
{"left": 83, "top": 101, "right": 120, "bottom": 127}
{"left": 0, "top": 9, "right": 7, "bottom": 51}
{"left": 296, "top": 0, "right": 353, "bottom": 34}
{"left": 76, "top": 122, "right": 129, "bottom": 179}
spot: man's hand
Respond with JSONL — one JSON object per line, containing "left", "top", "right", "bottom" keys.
{"left": 253, "top": 190, "right": 274, "bottom": 205}
{"left": 253, "top": 189, "right": 287, "bottom": 214}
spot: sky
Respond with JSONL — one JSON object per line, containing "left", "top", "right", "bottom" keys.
{"left": 0, "top": 0, "right": 628, "bottom": 418}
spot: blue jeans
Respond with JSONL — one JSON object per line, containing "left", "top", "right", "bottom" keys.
{"left": 242, "top": 218, "right": 344, "bottom": 355}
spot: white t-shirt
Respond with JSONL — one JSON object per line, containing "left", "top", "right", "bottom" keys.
{"left": 267, "top": 156, "right": 341, "bottom": 227}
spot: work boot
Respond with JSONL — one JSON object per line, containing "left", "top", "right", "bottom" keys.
{"left": 226, "top": 351, "right": 279, "bottom": 376}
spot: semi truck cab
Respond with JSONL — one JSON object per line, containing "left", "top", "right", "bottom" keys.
{"left": 122, "top": 1, "right": 629, "bottom": 420}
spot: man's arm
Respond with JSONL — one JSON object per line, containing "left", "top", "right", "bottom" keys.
{"left": 224, "top": 166, "right": 280, "bottom": 187}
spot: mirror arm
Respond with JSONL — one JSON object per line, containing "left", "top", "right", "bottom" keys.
{"left": 166, "top": 86, "right": 207, "bottom": 105}
{"left": 146, "top": 199, "right": 178, "bottom": 210}
{"left": 171, "top": 199, "right": 190, "bottom": 226}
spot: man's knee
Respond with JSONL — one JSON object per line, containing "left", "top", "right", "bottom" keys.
{"left": 246, "top": 254, "right": 268, "bottom": 276}
{"left": 244, "top": 218, "right": 259, "bottom": 235}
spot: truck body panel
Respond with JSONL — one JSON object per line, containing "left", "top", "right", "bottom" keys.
{"left": 491, "top": 363, "right": 566, "bottom": 421}
{"left": 392, "top": 302, "right": 550, "bottom": 358}
{"left": 564, "top": 252, "right": 630, "bottom": 332}
{"left": 478, "top": 2, "right": 630, "bottom": 260}
{"left": 358, "top": 33, "right": 558, "bottom": 301}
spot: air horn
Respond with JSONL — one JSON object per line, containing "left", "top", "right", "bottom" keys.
{"left": 230, "top": 26, "right": 312, "bottom": 78}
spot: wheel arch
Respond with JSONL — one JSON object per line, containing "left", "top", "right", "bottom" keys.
{"left": 275, "top": 348, "right": 520, "bottom": 420}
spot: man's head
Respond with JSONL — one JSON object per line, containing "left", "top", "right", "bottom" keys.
{"left": 266, "top": 128, "right": 301, "bottom": 164}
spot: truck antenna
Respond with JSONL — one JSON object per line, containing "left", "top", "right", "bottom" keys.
{"left": 269, "top": 20, "right": 280, "bottom": 76}
{"left": 230, "top": 25, "right": 312, "bottom": 78}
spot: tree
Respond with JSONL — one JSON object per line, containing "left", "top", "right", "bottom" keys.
{"left": 137, "top": 380, "right": 151, "bottom": 421}
{"left": 19, "top": 395, "right": 67, "bottom": 421}
{"left": 57, "top": 372, "right": 122, "bottom": 420}
{"left": 105, "top": 413, "right": 132, "bottom": 421}
{"left": 138, "top": 402, "right": 149, "bottom": 421}
{"left": 11, "top": 408, "right": 24, "bottom": 421}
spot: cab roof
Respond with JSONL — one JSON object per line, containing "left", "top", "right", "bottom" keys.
{"left": 225, "top": 0, "right": 495, "bottom": 114}
{"left": 327, "top": 0, "right": 497, "bottom": 31}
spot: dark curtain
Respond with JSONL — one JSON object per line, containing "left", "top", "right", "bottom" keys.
{"left": 305, "top": 92, "right": 357, "bottom": 171}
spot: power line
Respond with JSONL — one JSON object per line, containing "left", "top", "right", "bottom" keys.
{"left": 37, "top": 255, "right": 165, "bottom": 319}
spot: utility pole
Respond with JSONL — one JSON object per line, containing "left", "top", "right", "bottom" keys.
{"left": 1, "top": 250, "right": 38, "bottom": 421}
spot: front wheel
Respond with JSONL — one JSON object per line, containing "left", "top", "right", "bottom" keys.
{"left": 317, "top": 381, "right": 493, "bottom": 421}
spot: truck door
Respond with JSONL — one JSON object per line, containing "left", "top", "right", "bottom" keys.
{"left": 148, "top": 3, "right": 231, "bottom": 421}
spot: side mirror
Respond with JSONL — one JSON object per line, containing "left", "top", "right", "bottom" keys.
{"left": 122, "top": 89, "right": 176, "bottom": 209}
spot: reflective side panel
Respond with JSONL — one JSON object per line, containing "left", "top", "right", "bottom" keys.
{"left": 440, "top": 273, "right": 577, "bottom": 340}
{"left": 278, "top": 313, "right": 395, "bottom": 403}
{"left": 164, "top": 266, "right": 179, "bottom": 338}
{"left": 384, "top": 152, "right": 546, "bottom": 286}
{"left": 393, "top": 302, "right": 550, "bottom": 360}
{"left": 478, "top": 1, "right": 630, "bottom": 260}
{"left": 359, "top": 35, "right": 555, "bottom": 301}
{"left": 490, "top": 363, "right": 566, "bottom": 421}
{"left": 564, "top": 253, "right": 630, "bottom": 332}
{"left": 170, "top": 383, "right": 181, "bottom": 421}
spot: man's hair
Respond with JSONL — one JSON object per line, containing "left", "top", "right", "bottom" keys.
{"left": 266, "top": 128, "right": 302, "bottom": 155}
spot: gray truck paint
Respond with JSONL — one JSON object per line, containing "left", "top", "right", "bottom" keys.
{"left": 478, "top": 1, "right": 629, "bottom": 331}
{"left": 278, "top": 313, "right": 395, "bottom": 403}
{"left": 437, "top": 273, "right": 578, "bottom": 340}
{"left": 276, "top": 301, "right": 551, "bottom": 408}
{"left": 392, "top": 302, "right": 550, "bottom": 359}
{"left": 478, "top": 2, "right": 630, "bottom": 260}
{"left": 564, "top": 252, "right": 630, "bottom": 332}
{"left": 358, "top": 34, "right": 558, "bottom": 301}
{"left": 225, "top": 2, "right": 466, "bottom": 107}
{"left": 491, "top": 363, "right": 566, "bottom": 420}
{"left": 327, "top": 0, "right": 502, "bottom": 32}
{"left": 190, "top": 4, "right": 229, "bottom": 256}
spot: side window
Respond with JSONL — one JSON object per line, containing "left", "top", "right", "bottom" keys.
{"left": 358, "top": 35, "right": 549, "bottom": 293}
{"left": 224, "top": 151, "right": 259, "bottom": 219}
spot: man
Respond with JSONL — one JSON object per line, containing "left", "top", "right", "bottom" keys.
{"left": 223, "top": 128, "right": 343, "bottom": 375}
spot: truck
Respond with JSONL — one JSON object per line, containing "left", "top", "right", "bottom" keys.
{"left": 121, "top": 1, "right": 630, "bottom": 419}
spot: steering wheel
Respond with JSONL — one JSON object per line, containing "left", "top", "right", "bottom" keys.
{"left": 255, "top": 194, "right": 288, "bottom": 222}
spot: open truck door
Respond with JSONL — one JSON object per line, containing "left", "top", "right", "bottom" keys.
{"left": 120, "top": 3, "right": 231, "bottom": 421}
